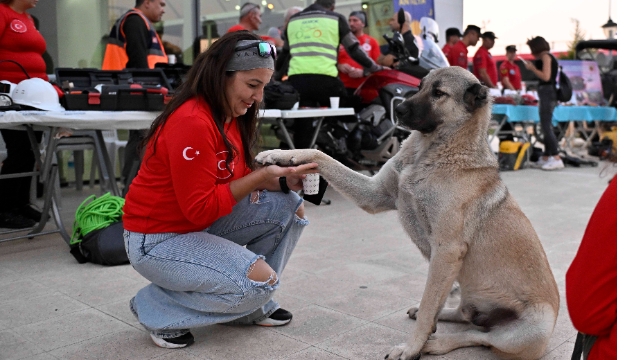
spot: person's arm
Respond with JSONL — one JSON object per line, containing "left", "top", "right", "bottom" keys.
{"left": 478, "top": 68, "right": 496, "bottom": 88}
{"left": 229, "top": 163, "right": 316, "bottom": 201}
{"left": 501, "top": 76, "right": 515, "bottom": 90}
{"left": 338, "top": 16, "right": 381, "bottom": 74}
{"left": 122, "top": 14, "right": 150, "bottom": 68}
{"left": 524, "top": 54, "right": 552, "bottom": 82}
{"left": 500, "top": 66, "right": 515, "bottom": 90}
{"left": 274, "top": 28, "right": 291, "bottom": 80}
{"left": 566, "top": 176, "right": 617, "bottom": 358}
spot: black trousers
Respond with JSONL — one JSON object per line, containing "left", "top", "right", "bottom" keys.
{"left": 0, "top": 129, "right": 43, "bottom": 212}
{"left": 287, "top": 74, "right": 346, "bottom": 149}
{"left": 538, "top": 84, "right": 559, "bottom": 156}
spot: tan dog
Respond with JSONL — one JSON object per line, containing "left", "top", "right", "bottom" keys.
{"left": 255, "top": 66, "right": 559, "bottom": 360}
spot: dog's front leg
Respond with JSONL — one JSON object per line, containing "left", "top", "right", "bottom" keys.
{"left": 386, "top": 242, "right": 467, "bottom": 360}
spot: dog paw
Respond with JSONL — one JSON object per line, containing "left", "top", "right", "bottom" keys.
{"left": 384, "top": 343, "right": 421, "bottom": 360}
{"left": 422, "top": 335, "right": 452, "bottom": 355}
{"left": 407, "top": 307, "right": 419, "bottom": 320}
{"left": 255, "top": 149, "right": 317, "bottom": 166}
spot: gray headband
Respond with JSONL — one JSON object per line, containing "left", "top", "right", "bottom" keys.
{"left": 226, "top": 40, "right": 275, "bottom": 72}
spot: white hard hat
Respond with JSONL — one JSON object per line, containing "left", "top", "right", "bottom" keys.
{"left": 419, "top": 17, "right": 440, "bottom": 43}
{"left": 12, "top": 78, "right": 65, "bottom": 111}
{"left": 1, "top": 80, "right": 16, "bottom": 95}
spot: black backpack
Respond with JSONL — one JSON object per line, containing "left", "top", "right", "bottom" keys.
{"left": 556, "top": 64, "right": 573, "bottom": 102}
{"left": 264, "top": 81, "right": 299, "bottom": 110}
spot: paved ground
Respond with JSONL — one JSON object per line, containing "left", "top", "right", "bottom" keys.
{"left": 0, "top": 161, "right": 616, "bottom": 360}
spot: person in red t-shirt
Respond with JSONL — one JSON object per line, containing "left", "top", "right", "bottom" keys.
{"left": 446, "top": 24, "right": 480, "bottom": 70}
{"left": 566, "top": 175, "right": 617, "bottom": 360}
{"left": 499, "top": 45, "right": 523, "bottom": 91}
{"left": 337, "top": 11, "right": 380, "bottom": 93}
{"left": 0, "top": 0, "right": 49, "bottom": 229}
{"left": 441, "top": 27, "right": 461, "bottom": 58}
{"left": 473, "top": 31, "right": 498, "bottom": 88}
{"left": 123, "top": 32, "right": 318, "bottom": 349}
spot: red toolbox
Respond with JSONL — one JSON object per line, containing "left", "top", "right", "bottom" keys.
{"left": 55, "top": 68, "right": 173, "bottom": 111}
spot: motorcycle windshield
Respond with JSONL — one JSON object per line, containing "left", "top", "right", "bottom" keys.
{"left": 419, "top": 38, "right": 449, "bottom": 69}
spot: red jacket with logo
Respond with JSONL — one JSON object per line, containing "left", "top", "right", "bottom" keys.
{"left": 0, "top": 3, "right": 47, "bottom": 83}
{"left": 123, "top": 98, "right": 251, "bottom": 234}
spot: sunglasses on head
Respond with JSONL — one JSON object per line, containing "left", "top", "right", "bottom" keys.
{"left": 235, "top": 41, "right": 276, "bottom": 60}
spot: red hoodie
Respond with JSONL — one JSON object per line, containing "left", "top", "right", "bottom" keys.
{"left": 566, "top": 175, "right": 617, "bottom": 360}
{"left": 123, "top": 98, "right": 251, "bottom": 233}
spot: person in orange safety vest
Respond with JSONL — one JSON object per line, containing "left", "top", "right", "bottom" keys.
{"left": 102, "top": 0, "right": 168, "bottom": 70}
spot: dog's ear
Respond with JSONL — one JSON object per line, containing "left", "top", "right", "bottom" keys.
{"left": 464, "top": 83, "right": 489, "bottom": 112}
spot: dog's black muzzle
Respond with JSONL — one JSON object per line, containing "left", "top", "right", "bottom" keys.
{"left": 395, "top": 100, "right": 440, "bottom": 133}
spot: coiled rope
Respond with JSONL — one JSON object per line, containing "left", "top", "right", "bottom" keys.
{"left": 70, "top": 192, "right": 124, "bottom": 245}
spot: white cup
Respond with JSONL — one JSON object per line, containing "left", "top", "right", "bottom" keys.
{"left": 167, "top": 54, "right": 176, "bottom": 64}
{"left": 302, "top": 173, "right": 320, "bottom": 195}
{"left": 329, "top": 97, "right": 340, "bottom": 109}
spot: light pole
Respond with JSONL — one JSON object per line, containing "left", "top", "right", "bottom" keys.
{"left": 601, "top": 0, "right": 617, "bottom": 39}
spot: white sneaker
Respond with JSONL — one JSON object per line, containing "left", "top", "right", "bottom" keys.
{"left": 534, "top": 157, "right": 548, "bottom": 168}
{"left": 542, "top": 157, "right": 565, "bottom": 170}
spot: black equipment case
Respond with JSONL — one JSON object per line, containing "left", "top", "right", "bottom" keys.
{"left": 55, "top": 68, "right": 173, "bottom": 111}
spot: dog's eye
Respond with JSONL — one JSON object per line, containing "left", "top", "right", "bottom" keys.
{"left": 432, "top": 89, "right": 446, "bottom": 98}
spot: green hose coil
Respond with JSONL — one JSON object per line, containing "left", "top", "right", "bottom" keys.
{"left": 70, "top": 192, "right": 125, "bottom": 245}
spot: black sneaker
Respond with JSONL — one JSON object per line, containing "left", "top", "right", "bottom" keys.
{"left": 255, "top": 308, "right": 293, "bottom": 327}
{"left": 13, "top": 205, "right": 43, "bottom": 222}
{"left": 150, "top": 332, "right": 194, "bottom": 349}
{"left": 0, "top": 212, "right": 36, "bottom": 229}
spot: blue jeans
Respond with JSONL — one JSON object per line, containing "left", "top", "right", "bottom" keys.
{"left": 124, "top": 190, "right": 307, "bottom": 339}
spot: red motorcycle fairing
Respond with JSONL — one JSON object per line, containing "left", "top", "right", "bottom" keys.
{"left": 354, "top": 69, "right": 421, "bottom": 104}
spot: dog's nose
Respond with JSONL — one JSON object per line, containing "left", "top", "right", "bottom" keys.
{"left": 395, "top": 102, "right": 409, "bottom": 119}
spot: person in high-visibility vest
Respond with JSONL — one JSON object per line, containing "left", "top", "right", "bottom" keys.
{"left": 275, "top": 0, "right": 382, "bottom": 149}
{"left": 102, "top": 0, "right": 168, "bottom": 70}
{"left": 102, "top": 0, "right": 168, "bottom": 189}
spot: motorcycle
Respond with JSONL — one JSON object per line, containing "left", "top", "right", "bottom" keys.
{"left": 273, "top": 9, "right": 448, "bottom": 172}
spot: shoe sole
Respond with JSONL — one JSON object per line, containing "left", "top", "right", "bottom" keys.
{"left": 255, "top": 318, "right": 292, "bottom": 327}
{"left": 150, "top": 334, "right": 192, "bottom": 349}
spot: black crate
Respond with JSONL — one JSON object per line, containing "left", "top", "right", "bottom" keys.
{"left": 55, "top": 68, "right": 173, "bottom": 111}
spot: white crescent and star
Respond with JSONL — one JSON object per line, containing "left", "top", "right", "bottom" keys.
{"left": 182, "top": 146, "right": 200, "bottom": 160}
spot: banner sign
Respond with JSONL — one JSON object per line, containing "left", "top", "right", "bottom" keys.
{"left": 393, "top": 0, "right": 435, "bottom": 21}
{"left": 557, "top": 60, "right": 606, "bottom": 106}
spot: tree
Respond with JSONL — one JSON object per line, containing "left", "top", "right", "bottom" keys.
{"left": 560, "top": 18, "right": 586, "bottom": 59}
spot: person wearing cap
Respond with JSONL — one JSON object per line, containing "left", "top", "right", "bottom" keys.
{"left": 0, "top": 0, "right": 50, "bottom": 229}
{"left": 473, "top": 31, "right": 498, "bottom": 88}
{"left": 378, "top": 10, "right": 419, "bottom": 67}
{"left": 337, "top": 11, "right": 381, "bottom": 93}
{"left": 500, "top": 45, "right": 523, "bottom": 91}
{"left": 275, "top": 0, "right": 383, "bottom": 149}
{"left": 123, "top": 31, "right": 318, "bottom": 349}
{"left": 441, "top": 27, "right": 462, "bottom": 58}
{"left": 446, "top": 24, "right": 480, "bottom": 70}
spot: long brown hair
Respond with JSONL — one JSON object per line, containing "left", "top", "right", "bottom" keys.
{"left": 143, "top": 31, "right": 264, "bottom": 173}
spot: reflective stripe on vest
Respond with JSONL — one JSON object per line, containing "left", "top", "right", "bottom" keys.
{"left": 102, "top": 9, "right": 168, "bottom": 70}
{"left": 287, "top": 13, "right": 340, "bottom": 77}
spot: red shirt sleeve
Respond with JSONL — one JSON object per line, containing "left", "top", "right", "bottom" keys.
{"left": 566, "top": 176, "right": 617, "bottom": 360}
{"left": 474, "top": 48, "right": 487, "bottom": 71}
{"left": 163, "top": 113, "right": 238, "bottom": 228}
{"left": 499, "top": 62, "right": 509, "bottom": 80}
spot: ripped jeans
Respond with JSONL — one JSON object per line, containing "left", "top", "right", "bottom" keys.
{"left": 124, "top": 190, "right": 307, "bottom": 339}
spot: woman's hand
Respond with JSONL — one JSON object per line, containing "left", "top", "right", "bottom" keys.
{"left": 256, "top": 163, "right": 319, "bottom": 192}
{"left": 523, "top": 60, "right": 535, "bottom": 71}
